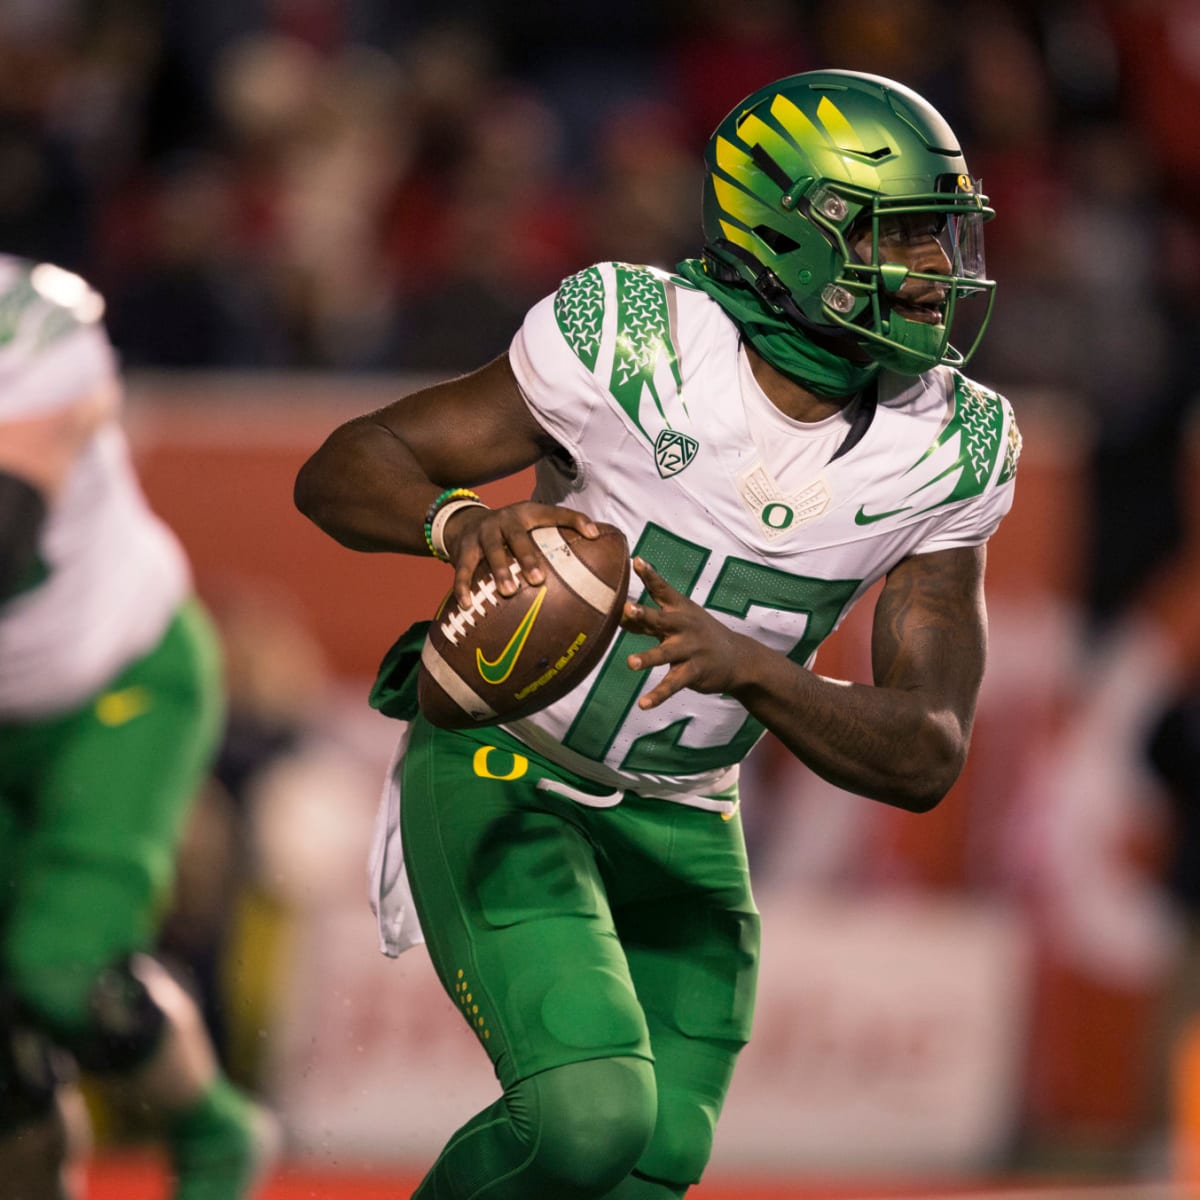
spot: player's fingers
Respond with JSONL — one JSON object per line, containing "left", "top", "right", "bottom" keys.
{"left": 550, "top": 506, "right": 601, "bottom": 539}
{"left": 620, "top": 598, "right": 666, "bottom": 635}
{"left": 476, "top": 521, "right": 522, "bottom": 596}
{"left": 637, "top": 665, "right": 689, "bottom": 710}
{"left": 494, "top": 520, "right": 546, "bottom": 589}
{"left": 453, "top": 546, "right": 483, "bottom": 608}
{"left": 632, "top": 557, "right": 680, "bottom": 605}
{"left": 626, "top": 642, "right": 671, "bottom": 672}
{"left": 517, "top": 505, "right": 603, "bottom": 582}
{"left": 499, "top": 503, "right": 570, "bottom": 587}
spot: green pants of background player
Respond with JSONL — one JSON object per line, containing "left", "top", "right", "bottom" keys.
{"left": 399, "top": 716, "right": 761, "bottom": 1200}
{"left": 0, "top": 598, "right": 223, "bottom": 1048}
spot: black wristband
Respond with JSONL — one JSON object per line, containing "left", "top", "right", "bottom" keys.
{"left": 0, "top": 469, "right": 48, "bottom": 601}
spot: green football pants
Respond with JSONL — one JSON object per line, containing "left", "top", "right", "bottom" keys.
{"left": 399, "top": 717, "right": 760, "bottom": 1199}
{"left": 0, "top": 598, "right": 224, "bottom": 1040}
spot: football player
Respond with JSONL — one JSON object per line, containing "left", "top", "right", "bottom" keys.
{"left": 0, "top": 259, "right": 277, "bottom": 1198}
{"left": 297, "top": 70, "right": 1019, "bottom": 1199}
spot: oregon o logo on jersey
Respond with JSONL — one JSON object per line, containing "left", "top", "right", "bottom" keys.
{"left": 761, "top": 502, "right": 793, "bottom": 530}
{"left": 654, "top": 429, "right": 698, "bottom": 478}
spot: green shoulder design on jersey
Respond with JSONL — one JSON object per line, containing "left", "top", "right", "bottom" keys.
{"left": 904, "top": 372, "right": 1009, "bottom": 511}
{"left": 554, "top": 264, "right": 686, "bottom": 447}
{"left": 0, "top": 268, "right": 86, "bottom": 358}
{"left": 554, "top": 267, "right": 605, "bottom": 372}
{"left": 609, "top": 264, "right": 684, "bottom": 444}
{"left": 0, "top": 273, "right": 39, "bottom": 348}
{"left": 997, "top": 406, "right": 1022, "bottom": 485}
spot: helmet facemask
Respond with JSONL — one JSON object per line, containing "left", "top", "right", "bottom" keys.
{"left": 812, "top": 180, "right": 996, "bottom": 375}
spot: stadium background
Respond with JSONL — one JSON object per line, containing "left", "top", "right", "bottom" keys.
{"left": 4, "top": 1, "right": 1198, "bottom": 1196}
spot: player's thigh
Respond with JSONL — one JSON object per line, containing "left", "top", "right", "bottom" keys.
{"left": 0, "top": 801, "right": 21, "bottom": 926}
{"left": 614, "top": 845, "right": 760, "bottom": 1183}
{"left": 7, "top": 600, "right": 223, "bottom": 977}
{"left": 400, "top": 719, "right": 652, "bottom": 1088}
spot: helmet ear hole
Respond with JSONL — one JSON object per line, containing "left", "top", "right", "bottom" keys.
{"left": 754, "top": 226, "right": 801, "bottom": 255}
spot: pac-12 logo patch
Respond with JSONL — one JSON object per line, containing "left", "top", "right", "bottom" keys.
{"left": 654, "top": 429, "right": 698, "bottom": 478}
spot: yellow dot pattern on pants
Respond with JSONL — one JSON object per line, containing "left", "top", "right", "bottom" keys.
{"left": 455, "top": 970, "right": 491, "bottom": 1042}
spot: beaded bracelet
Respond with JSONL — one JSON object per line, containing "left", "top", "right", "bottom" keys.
{"left": 423, "top": 487, "right": 484, "bottom": 560}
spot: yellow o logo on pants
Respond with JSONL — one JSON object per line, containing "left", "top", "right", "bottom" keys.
{"left": 472, "top": 746, "right": 529, "bottom": 781}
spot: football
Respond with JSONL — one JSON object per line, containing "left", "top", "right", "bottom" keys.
{"left": 418, "top": 523, "right": 631, "bottom": 729}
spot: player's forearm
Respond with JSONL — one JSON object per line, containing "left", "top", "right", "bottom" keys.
{"left": 294, "top": 416, "right": 443, "bottom": 554}
{"left": 729, "top": 640, "right": 969, "bottom": 811}
{"left": 0, "top": 387, "right": 115, "bottom": 496}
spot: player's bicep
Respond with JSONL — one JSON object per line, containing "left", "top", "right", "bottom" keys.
{"left": 365, "top": 354, "right": 561, "bottom": 485}
{"left": 871, "top": 545, "right": 988, "bottom": 725}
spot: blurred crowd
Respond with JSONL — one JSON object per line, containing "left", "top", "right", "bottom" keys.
{"left": 0, "top": 1, "right": 1194, "bottom": 395}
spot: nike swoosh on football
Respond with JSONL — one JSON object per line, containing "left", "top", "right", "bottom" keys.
{"left": 95, "top": 685, "right": 154, "bottom": 727}
{"left": 854, "top": 504, "right": 911, "bottom": 526}
{"left": 476, "top": 586, "right": 547, "bottom": 685}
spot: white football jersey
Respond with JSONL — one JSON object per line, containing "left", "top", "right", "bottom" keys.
{"left": 505, "top": 262, "right": 1020, "bottom": 805}
{"left": 0, "top": 257, "right": 189, "bottom": 717}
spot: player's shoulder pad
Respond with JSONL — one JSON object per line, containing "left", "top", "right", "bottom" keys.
{"left": 552, "top": 261, "right": 729, "bottom": 419}
{"left": 553, "top": 261, "right": 692, "bottom": 378}
{"left": 552, "top": 264, "right": 608, "bottom": 374}
{"left": 0, "top": 257, "right": 105, "bottom": 368}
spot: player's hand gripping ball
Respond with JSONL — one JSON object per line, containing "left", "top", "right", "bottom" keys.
{"left": 418, "top": 523, "right": 630, "bottom": 728}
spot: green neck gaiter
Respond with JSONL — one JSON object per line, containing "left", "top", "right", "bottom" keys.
{"left": 675, "top": 258, "right": 880, "bottom": 399}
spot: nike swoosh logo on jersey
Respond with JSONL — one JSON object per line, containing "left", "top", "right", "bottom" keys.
{"left": 476, "top": 586, "right": 547, "bottom": 685}
{"left": 95, "top": 685, "right": 153, "bottom": 727}
{"left": 854, "top": 504, "right": 910, "bottom": 526}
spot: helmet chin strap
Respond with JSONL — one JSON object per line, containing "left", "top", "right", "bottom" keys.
{"left": 677, "top": 254, "right": 881, "bottom": 399}
{"left": 704, "top": 240, "right": 867, "bottom": 352}
{"left": 708, "top": 240, "right": 966, "bottom": 375}
{"left": 872, "top": 306, "right": 955, "bottom": 373}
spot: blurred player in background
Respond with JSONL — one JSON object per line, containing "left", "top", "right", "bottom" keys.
{"left": 296, "top": 70, "right": 1019, "bottom": 1199}
{"left": 0, "top": 258, "right": 276, "bottom": 1198}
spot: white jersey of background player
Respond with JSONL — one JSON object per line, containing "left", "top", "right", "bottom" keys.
{"left": 0, "top": 255, "right": 188, "bottom": 717}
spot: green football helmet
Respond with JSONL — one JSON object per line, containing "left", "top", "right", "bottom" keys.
{"left": 701, "top": 69, "right": 995, "bottom": 374}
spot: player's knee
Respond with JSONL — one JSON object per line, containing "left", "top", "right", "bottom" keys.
{"left": 527, "top": 1057, "right": 657, "bottom": 1193}
{"left": 638, "top": 1087, "right": 718, "bottom": 1187}
{"left": 7, "top": 952, "right": 165, "bottom": 1074}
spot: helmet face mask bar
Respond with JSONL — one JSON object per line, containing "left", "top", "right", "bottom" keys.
{"left": 702, "top": 70, "right": 997, "bottom": 376}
